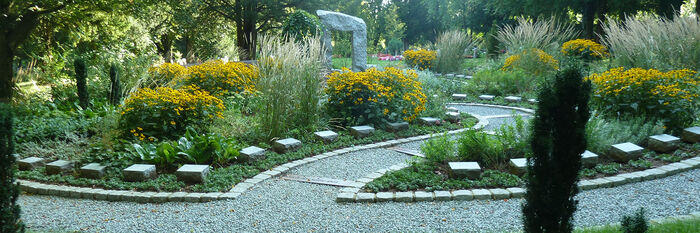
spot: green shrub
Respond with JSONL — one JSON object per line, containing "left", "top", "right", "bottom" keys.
{"left": 129, "top": 128, "right": 241, "bottom": 168}
{"left": 0, "top": 103, "right": 24, "bottom": 233}
{"left": 281, "top": 10, "right": 322, "bottom": 41}
{"left": 74, "top": 58, "right": 90, "bottom": 109}
{"left": 434, "top": 30, "right": 476, "bottom": 73}
{"left": 628, "top": 159, "right": 652, "bottom": 169}
{"left": 496, "top": 114, "right": 531, "bottom": 159}
{"left": 421, "top": 134, "right": 455, "bottom": 165}
{"left": 457, "top": 129, "right": 504, "bottom": 168}
{"left": 621, "top": 208, "right": 649, "bottom": 233}
{"left": 469, "top": 69, "right": 537, "bottom": 96}
{"left": 585, "top": 116, "right": 665, "bottom": 155}
{"left": 595, "top": 163, "right": 621, "bottom": 175}
{"left": 109, "top": 64, "right": 122, "bottom": 105}
{"left": 387, "top": 38, "right": 403, "bottom": 55}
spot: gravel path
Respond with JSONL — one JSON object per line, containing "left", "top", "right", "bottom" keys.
{"left": 286, "top": 148, "right": 412, "bottom": 180}
{"left": 448, "top": 104, "right": 527, "bottom": 116}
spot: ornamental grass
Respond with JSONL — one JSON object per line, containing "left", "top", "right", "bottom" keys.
{"left": 495, "top": 17, "right": 578, "bottom": 55}
{"left": 434, "top": 30, "right": 477, "bottom": 73}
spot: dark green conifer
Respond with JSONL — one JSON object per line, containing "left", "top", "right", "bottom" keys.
{"left": 0, "top": 103, "right": 24, "bottom": 233}
{"left": 74, "top": 59, "right": 89, "bottom": 109}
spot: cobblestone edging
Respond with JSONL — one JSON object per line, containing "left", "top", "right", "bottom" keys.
{"left": 17, "top": 112, "right": 490, "bottom": 203}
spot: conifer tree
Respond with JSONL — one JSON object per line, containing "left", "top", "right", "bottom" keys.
{"left": 74, "top": 59, "right": 89, "bottom": 109}
{"left": 0, "top": 103, "right": 24, "bottom": 233}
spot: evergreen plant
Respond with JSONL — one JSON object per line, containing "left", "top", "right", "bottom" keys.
{"left": 0, "top": 103, "right": 24, "bottom": 233}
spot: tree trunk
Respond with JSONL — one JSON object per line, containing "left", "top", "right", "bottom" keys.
{"left": 0, "top": 45, "right": 13, "bottom": 104}
{"left": 155, "top": 34, "right": 173, "bottom": 62}
{"left": 235, "top": 0, "right": 258, "bottom": 60}
{"left": 582, "top": 1, "right": 596, "bottom": 39}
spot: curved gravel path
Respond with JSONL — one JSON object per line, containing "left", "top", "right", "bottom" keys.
{"left": 18, "top": 105, "right": 700, "bottom": 232}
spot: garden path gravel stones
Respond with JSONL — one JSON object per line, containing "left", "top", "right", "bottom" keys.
{"left": 286, "top": 148, "right": 412, "bottom": 181}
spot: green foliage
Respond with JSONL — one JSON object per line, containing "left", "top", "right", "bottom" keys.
{"left": 468, "top": 69, "right": 537, "bottom": 96}
{"left": 496, "top": 114, "right": 531, "bottom": 158}
{"left": 495, "top": 17, "right": 578, "bottom": 55}
{"left": 281, "top": 10, "right": 322, "bottom": 41}
{"left": 457, "top": 129, "right": 504, "bottom": 168}
{"left": 74, "top": 58, "right": 90, "bottom": 109}
{"left": 628, "top": 159, "right": 652, "bottom": 169}
{"left": 434, "top": 30, "right": 476, "bottom": 73}
{"left": 0, "top": 103, "right": 24, "bottom": 233}
{"left": 523, "top": 66, "right": 591, "bottom": 233}
{"left": 585, "top": 116, "right": 664, "bottom": 156}
{"left": 109, "top": 64, "right": 121, "bottom": 105}
{"left": 621, "top": 208, "right": 649, "bottom": 233}
{"left": 387, "top": 38, "right": 404, "bottom": 55}
{"left": 421, "top": 134, "right": 455, "bottom": 165}
{"left": 595, "top": 163, "right": 622, "bottom": 175}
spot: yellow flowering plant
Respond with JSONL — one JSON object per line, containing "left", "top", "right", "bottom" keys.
{"left": 502, "top": 48, "right": 559, "bottom": 76}
{"left": 561, "top": 39, "right": 609, "bottom": 61}
{"left": 119, "top": 85, "right": 225, "bottom": 140}
{"left": 147, "top": 63, "right": 187, "bottom": 88}
{"left": 325, "top": 67, "right": 427, "bottom": 126}
{"left": 177, "top": 60, "right": 259, "bottom": 97}
{"left": 587, "top": 67, "right": 699, "bottom": 131}
{"left": 403, "top": 49, "right": 436, "bottom": 70}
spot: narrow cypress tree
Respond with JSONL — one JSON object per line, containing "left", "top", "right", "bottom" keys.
{"left": 74, "top": 59, "right": 89, "bottom": 109}
{"left": 0, "top": 103, "right": 24, "bottom": 233}
{"left": 109, "top": 64, "right": 121, "bottom": 106}
{"left": 522, "top": 66, "right": 591, "bottom": 233}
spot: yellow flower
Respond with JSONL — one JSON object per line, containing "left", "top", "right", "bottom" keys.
{"left": 170, "top": 121, "right": 176, "bottom": 125}
{"left": 562, "top": 39, "right": 609, "bottom": 59}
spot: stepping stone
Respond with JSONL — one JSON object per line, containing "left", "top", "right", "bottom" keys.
{"left": 608, "top": 142, "right": 644, "bottom": 162}
{"left": 18, "top": 157, "right": 45, "bottom": 171}
{"left": 350, "top": 125, "right": 375, "bottom": 138}
{"left": 385, "top": 122, "right": 408, "bottom": 132}
{"left": 528, "top": 99, "right": 538, "bottom": 104}
{"left": 508, "top": 158, "right": 527, "bottom": 176}
{"left": 504, "top": 96, "right": 522, "bottom": 102}
{"left": 175, "top": 164, "right": 210, "bottom": 184}
{"left": 123, "top": 164, "right": 157, "bottom": 182}
{"left": 449, "top": 162, "right": 481, "bottom": 179}
{"left": 446, "top": 107, "right": 459, "bottom": 113}
{"left": 418, "top": 117, "right": 440, "bottom": 126}
{"left": 239, "top": 146, "right": 266, "bottom": 161}
{"left": 445, "top": 112, "right": 460, "bottom": 123}
{"left": 314, "top": 130, "right": 339, "bottom": 143}
{"left": 445, "top": 73, "right": 455, "bottom": 78}
{"left": 452, "top": 94, "right": 467, "bottom": 100}
{"left": 80, "top": 163, "right": 106, "bottom": 179}
{"left": 581, "top": 150, "right": 599, "bottom": 168}
{"left": 465, "top": 75, "right": 473, "bottom": 80}
{"left": 45, "top": 160, "right": 74, "bottom": 175}
{"left": 648, "top": 134, "right": 680, "bottom": 153}
{"left": 455, "top": 75, "right": 465, "bottom": 79}
{"left": 478, "top": 95, "right": 495, "bottom": 100}
{"left": 681, "top": 127, "right": 700, "bottom": 143}
{"left": 273, "top": 138, "right": 302, "bottom": 153}
{"left": 435, "top": 73, "right": 443, "bottom": 77}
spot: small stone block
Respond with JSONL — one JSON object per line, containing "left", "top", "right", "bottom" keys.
{"left": 490, "top": 189, "right": 510, "bottom": 199}
{"left": 220, "top": 192, "right": 241, "bottom": 200}
{"left": 504, "top": 96, "right": 522, "bottom": 102}
{"left": 445, "top": 112, "right": 460, "bottom": 123}
{"left": 385, "top": 122, "right": 409, "bottom": 132}
{"left": 395, "top": 192, "right": 414, "bottom": 202}
{"left": 350, "top": 125, "right": 375, "bottom": 138}
{"left": 478, "top": 95, "right": 495, "bottom": 100}
{"left": 151, "top": 193, "right": 171, "bottom": 203}
{"left": 45, "top": 160, "right": 74, "bottom": 175}
{"left": 94, "top": 190, "right": 111, "bottom": 201}
{"left": 340, "top": 187, "right": 360, "bottom": 193}
{"left": 434, "top": 191, "right": 452, "bottom": 201}
{"left": 314, "top": 130, "right": 339, "bottom": 143}
{"left": 446, "top": 107, "right": 459, "bottom": 112}
{"left": 414, "top": 191, "right": 434, "bottom": 201}
{"left": 452, "top": 94, "right": 467, "bottom": 100}
{"left": 648, "top": 134, "right": 680, "bottom": 153}
{"left": 18, "top": 157, "right": 45, "bottom": 171}
{"left": 681, "top": 127, "right": 700, "bottom": 143}
{"left": 356, "top": 193, "right": 376, "bottom": 203}
{"left": 508, "top": 158, "right": 527, "bottom": 176}
{"left": 465, "top": 75, "right": 473, "bottom": 80}
{"left": 273, "top": 138, "right": 302, "bottom": 153}
{"left": 168, "top": 192, "right": 188, "bottom": 202}
{"left": 452, "top": 190, "right": 473, "bottom": 201}
{"left": 80, "top": 163, "right": 106, "bottom": 179}
{"left": 239, "top": 146, "right": 266, "bottom": 161}
{"left": 449, "top": 162, "right": 481, "bottom": 179}
{"left": 608, "top": 142, "right": 644, "bottom": 162}
{"left": 445, "top": 73, "right": 455, "bottom": 77}
{"left": 456, "top": 74, "right": 466, "bottom": 78}
{"left": 578, "top": 180, "right": 597, "bottom": 190}
{"left": 201, "top": 192, "right": 223, "bottom": 202}
{"left": 604, "top": 176, "right": 627, "bottom": 186}
{"left": 183, "top": 193, "right": 203, "bottom": 203}
{"left": 581, "top": 151, "right": 599, "bottom": 168}
{"left": 472, "top": 189, "right": 491, "bottom": 200}
{"left": 376, "top": 192, "right": 394, "bottom": 202}
{"left": 123, "top": 164, "right": 157, "bottom": 182}
{"left": 336, "top": 193, "right": 356, "bottom": 203}
{"left": 418, "top": 117, "right": 440, "bottom": 126}
{"left": 528, "top": 99, "right": 538, "bottom": 104}
{"left": 175, "top": 164, "right": 210, "bottom": 184}
{"left": 506, "top": 188, "right": 525, "bottom": 198}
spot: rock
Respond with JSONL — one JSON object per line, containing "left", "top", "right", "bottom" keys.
{"left": 648, "top": 134, "right": 680, "bottom": 153}
{"left": 350, "top": 125, "right": 375, "bottom": 138}
{"left": 376, "top": 192, "right": 394, "bottom": 202}
{"left": 385, "top": 122, "right": 409, "bottom": 132}
{"left": 465, "top": 75, "right": 473, "bottom": 80}
{"left": 478, "top": 95, "right": 495, "bottom": 100}
{"left": 395, "top": 192, "right": 414, "bottom": 202}
{"left": 608, "top": 142, "right": 644, "bottom": 162}
{"left": 504, "top": 96, "right": 522, "bottom": 102}
{"left": 273, "top": 138, "right": 302, "bottom": 153}
{"left": 418, "top": 117, "right": 440, "bottom": 126}
{"left": 175, "top": 164, "right": 210, "bottom": 184}
{"left": 45, "top": 160, "right": 74, "bottom": 175}
{"left": 445, "top": 112, "right": 460, "bottom": 123}
{"left": 434, "top": 191, "right": 452, "bottom": 201}
{"left": 581, "top": 150, "right": 599, "bottom": 168}
{"left": 446, "top": 107, "right": 459, "bottom": 113}
{"left": 356, "top": 193, "right": 376, "bottom": 203}
{"left": 456, "top": 74, "right": 466, "bottom": 79}
{"left": 452, "top": 94, "right": 467, "bottom": 100}
{"left": 445, "top": 74, "right": 455, "bottom": 78}
{"left": 317, "top": 10, "right": 367, "bottom": 72}
{"left": 123, "top": 164, "right": 157, "bottom": 182}
{"left": 452, "top": 190, "right": 473, "bottom": 201}
{"left": 681, "top": 127, "right": 700, "bottom": 143}
{"left": 414, "top": 191, "right": 433, "bottom": 201}
{"left": 508, "top": 158, "right": 527, "bottom": 176}
{"left": 528, "top": 99, "right": 538, "bottom": 104}
{"left": 449, "top": 162, "right": 481, "bottom": 179}
{"left": 80, "top": 163, "right": 106, "bottom": 179}
{"left": 472, "top": 189, "right": 491, "bottom": 200}
{"left": 314, "top": 130, "right": 339, "bottom": 143}
{"left": 18, "top": 157, "right": 45, "bottom": 171}
{"left": 239, "top": 146, "right": 266, "bottom": 161}
{"left": 489, "top": 189, "right": 510, "bottom": 199}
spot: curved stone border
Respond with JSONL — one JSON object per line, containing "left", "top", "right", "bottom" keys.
{"left": 336, "top": 157, "right": 700, "bottom": 203}
{"left": 18, "top": 112, "right": 490, "bottom": 203}
{"left": 447, "top": 102, "right": 535, "bottom": 114}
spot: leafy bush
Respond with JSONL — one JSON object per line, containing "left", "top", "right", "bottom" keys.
{"left": 386, "top": 38, "right": 403, "bottom": 55}
{"left": 434, "top": 30, "right": 476, "bottom": 73}
{"left": 403, "top": 49, "right": 436, "bottom": 70}
{"left": 469, "top": 69, "right": 536, "bottom": 96}
{"left": 325, "top": 67, "right": 426, "bottom": 126}
{"left": 585, "top": 116, "right": 664, "bottom": 155}
{"left": 0, "top": 103, "right": 24, "bottom": 233}
{"left": 281, "top": 10, "right": 322, "bottom": 41}
{"left": 179, "top": 60, "right": 259, "bottom": 97}
{"left": 628, "top": 159, "right": 652, "bottom": 169}
{"left": 129, "top": 128, "right": 241, "bottom": 168}
{"left": 420, "top": 134, "right": 455, "bottom": 165}
{"left": 561, "top": 39, "right": 609, "bottom": 61}
{"left": 496, "top": 17, "right": 578, "bottom": 54}
{"left": 587, "top": 67, "right": 699, "bottom": 131}
{"left": 496, "top": 115, "right": 531, "bottom": 159}
{"left": 621, "top": 208, "right": 649, "bottom": 233}
{"left": 145, "top": 63, "right": 187, "bottom": 88}
{"left": 119, "top": 86, "right": 225, "bottom": 140}
{"left": 594, "top": 163, "right": 621, "bottom": 175}
{"left": 457, "top": 129, "right": 504, "bottom": 168}
{"left": 502, "top": 48, "right": 559, "bottom": 76}
{"left": 603, "top": 15, "right": 700, "bottom": 71}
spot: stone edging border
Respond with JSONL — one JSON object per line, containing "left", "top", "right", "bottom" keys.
{"left": 17, "top": 107, "right": 492, "bottom": 203}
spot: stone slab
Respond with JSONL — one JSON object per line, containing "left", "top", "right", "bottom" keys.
{"left": 45, "top": 160, "right": 74, "bottom": 175}
{"left": 434, "top": 191, "right": 452, "bottom": 201}
{"left": 446, "top": 107, "right": 459, "bottom": 113}
{"left": 376, "top": 192, "right": 394, "bottom": 202}
{"left": 509, "top": 158, "right": 527, "bottom": 176}
{"left": 472, "top": 189, "right": 491, "bottom": 200}
{"left": 356, "top": 193, "right": 376, "bottom": 203}
{"left": 80, "top": 163, "right": 106, "bottom": 179}
{"left": 504, "top": 96, "right": 522, "bottom": 102}
{"left": 490, "top": 189, "right": 511, "bottom": 199}
{"left": 581, "top": 151, "right": 599, "bottom": 168}
{"left": 336, "top": 193, "right": 356, "bottom": 202}
{"left": 175, "top": 164, "right": 210, "bottom": 184}
{"left": 350, "top": 125, "right": 375, "bottom": 138}
{"left": 681, "top": 127, "right": 700, "bottom": 143}
{"left": 418, "top": 117, "right": 440, "bottom": 126}
{"left": 648, "top": 134, "right": 680, "bottom": 153}
{"left": 385, "top": 122, "right": 409, "bottom": 132}
{"left": 123, "top": 164, "right": 157, "bottom": 182}
{"left": 506, "top": 187, "right": 525, "bottom": 198}
{"left": 18, "top": 157, "right": 45, "bottom": 171}
{"left": 395, "top": 192, "right": 414, "bottom": 202}
{"left": 449, "top": 162, "right": 481, "bottom": 179}
{"left": 239, "top": 146, "right": 266, "bottom": 161}
{"left": 445, "top": 112, "right": 460, "bottom": 123}
{"left": 478, "top": 95, "right": 495, "bottom": 100}
{"left": 414, "top": 191, "right": 433, "bottom": 201}
{"left": 273, "top": 138, "right": 302, "bottom": 154}
{"left": 314, "top": 130, "right": 338, "bottom": 143}
{"left": 608, "top": 142, "right": 644, "bottom": 162}
{"left": 452, "top": 94, "right": 467, "bottom": 100}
